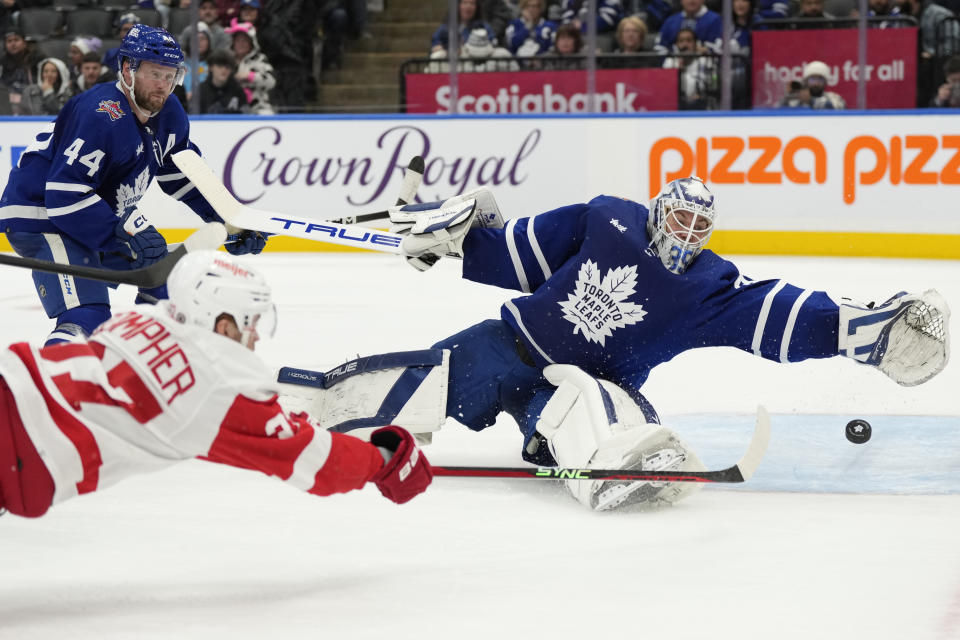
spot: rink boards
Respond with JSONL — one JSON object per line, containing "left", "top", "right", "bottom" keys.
{"left": 0, "top": 110, "right": 958, "bottom": 258}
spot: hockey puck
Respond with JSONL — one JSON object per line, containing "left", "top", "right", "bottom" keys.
{"left": 845, "top": 419, "right": 872, "bottom": 444}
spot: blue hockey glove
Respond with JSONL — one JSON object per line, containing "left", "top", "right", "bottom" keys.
{"left": 225, "top": 229, "right": 267, "bottom": 255}
{"left": 112, "top": 220, "right": 168, "bottom": 269}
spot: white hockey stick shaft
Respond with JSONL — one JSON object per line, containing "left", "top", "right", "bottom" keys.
{"left": 171, "top": 150, "right": 410, "bottom": 255}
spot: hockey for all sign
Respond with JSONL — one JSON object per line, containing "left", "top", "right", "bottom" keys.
{"left": 405, "top": 68, "right": 678, "bottom": 114}
{"left": 751, "top": 28, "right": 917, "bottom": 108}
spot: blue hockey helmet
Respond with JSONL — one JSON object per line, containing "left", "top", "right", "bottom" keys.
{"left": 646, "top": 176, "right": 717, "bottom": 274}
{"left": 117, "top": 24, "right": 184, "bottom": 74}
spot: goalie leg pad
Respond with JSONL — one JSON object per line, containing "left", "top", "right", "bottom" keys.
{"left": 279, "top": 350, "right": 450, "bottom": 442}
{"left": 839, "top": 289, "right": 950, "bottom": 386}
{"left": 536, "top": 364, "right": 705, "bottom": 511}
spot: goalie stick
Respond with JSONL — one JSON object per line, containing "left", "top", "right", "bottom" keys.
{"left": 171, "top": 150, "right": 445, "bottom": 256}
{"left": 434, "top": 406, "right": 771, "bottom": 484}
{"left": 0, "top": 222, "right": 227, "bottom": 288}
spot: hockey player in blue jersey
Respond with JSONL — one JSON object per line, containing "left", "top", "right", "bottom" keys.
{"left": 0, "top": 25, "right": 267, "bottom": 346}
{"left": 303, "top": 178, "right": 949, "bottom": 512}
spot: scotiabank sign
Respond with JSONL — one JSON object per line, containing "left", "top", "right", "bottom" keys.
{"left": 406, "top": 69, "right": 678, "bottom": 114}
{"left": 752, "top": 28, "right": 917, "bottom": 108}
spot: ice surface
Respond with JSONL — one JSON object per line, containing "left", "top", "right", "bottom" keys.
{"left": 1, "top": 253, "right": 958, "bottom": 640}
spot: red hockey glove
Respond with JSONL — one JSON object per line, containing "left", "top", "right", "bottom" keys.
{"left": 370, "top": 426, "right": 433, "bottom": 504}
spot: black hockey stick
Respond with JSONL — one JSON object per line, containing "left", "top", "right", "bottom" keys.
{"left": 434, "top": 407, "right": 771, "bottom": 484}
{"left": 0, "top": 222, "right": 227, "bottom": 288}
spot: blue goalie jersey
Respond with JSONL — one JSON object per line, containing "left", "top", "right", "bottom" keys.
{"left": 0, "top": 82, "right": 218, "bottom": 252}
{"left": 461, "top": 195, "right": 841, "bottom": 392}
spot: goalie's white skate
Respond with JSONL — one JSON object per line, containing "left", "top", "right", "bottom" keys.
{"left": 590, "top": 443, "right": 688, "bottom": 511}
{"left": 583, "top": 434, "right": 703, "bottom": 511}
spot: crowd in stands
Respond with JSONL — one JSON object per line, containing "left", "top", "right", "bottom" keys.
{"left": 0, "top": 0, "right": 352, "bottom": 114}
{"left": 424, "top": 0, "right": 960, "bottom": 108}
{"left": 0, "top": 0, "right": 956, "bottom": 113}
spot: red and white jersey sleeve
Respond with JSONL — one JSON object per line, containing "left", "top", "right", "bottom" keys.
{"left": 0, "top": 308, "right": 384, "bottom": 509}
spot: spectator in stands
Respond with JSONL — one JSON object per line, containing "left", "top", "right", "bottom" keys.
{"left": 662, "top": 27, "right": 716, "bottom": 109}
{"left": 932, "top": 54, "right": 960, "bottom": 106}
{"left": 431, "top": 0, "right": 497, "bottom": 53}
{"left": 621, "top": 0, "right": 676, "bottom": 32}
{"left": 102, "top": 13, "right": 139, "bottom": 74}
{"left": 241, "top": 0, "right": 307, "bottom": 109}
{"left": 789, "top": 0, "right": 837, "bottom": 27}
{"left": 505, "top": 0, "right": 558, "bottom": 56}
{"left": 899, "top": 0, "right": 960, "bottom": 104}
{"left": 319, "top": 0, "right": 369, "bottom": 72}
{"left": 428, "top": 26, "right": 519, "bottom": 71}
{"left": 483, "top": 0, "right": 516, "bottom": 45}
{"left": 655, "top": 0, "right": 723, "bottom": 54}
{"left": 539, "top": 22, "right": 585, "bottom": 68}
{"left": 200, "top": 47, "right": 248, "bottom": 112}
{"left": 67, "top": 36, "right": 102, "bottom": 82}
{"left": 181, "top": 21, "right": 212, "bottom": 101}
{"left": 730, "top": 0, "right": 754, "bottom": 107}
{"left": 1, "top": 28, "right": 42, "bottom": 114}
{"left": 215, "top": 0, "right": 245, "bottom": 27}
{"left": 898, "top": 0, "right": 960, "bottom": 58}
{"left": 613, "top": 14, "right": 648, "bottom": 52}
{"left": 225, "top": 19, "right": 275, "bottom": 114}
{"left": 181, "top": 0, "right": 231, "bottom": 53}
{"left": 602, "top": 14, "right": 656, "bottom": 67}
{"left": 561, "top": 0, "right": 623, "bottom": 50}
{"left": 20, "top": 56, "right": 71, "bottom": 115}
{"left": 732, "top": 0, "right": 754, "bottom": 52}
{"left": 72, "top": 51, "right": 116, "bottom": 93}
{"left": 868, "top": 0, "right": 904, "bottom": 23}
{"left": 778, "top": 60, "right": 845, "bottom": 108}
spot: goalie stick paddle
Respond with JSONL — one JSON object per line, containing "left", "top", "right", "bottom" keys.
{"left": 0, "top": 222, "right": 227, "bottom": 288}
{"left": 433, "top": 406, "right": 771, "bottom": 484}
{"left": 171, "top": 150, "right": 413, "bottom": 255}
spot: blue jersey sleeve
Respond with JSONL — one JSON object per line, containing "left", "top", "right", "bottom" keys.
{"left": 462, "top": 203, "right": 590, "bottom": 292}
{"left": 689, "top": 256, "right": 840, "bottom": 362}
{"left": 155, "top": 140, "right": 220, "bottom": 223}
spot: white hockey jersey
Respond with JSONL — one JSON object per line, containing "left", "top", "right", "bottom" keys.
{"left": 0, "top": 307, "right": 384, "bottom": 512}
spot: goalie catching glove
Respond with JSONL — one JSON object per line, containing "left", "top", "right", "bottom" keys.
{"left": 839, "top": 289, "right": 950, "bottom": 386}
{"left": 390, "top": 187, "right": 506, "bottom": 271}
{"left": 370, "top": 426, "right": 434, "bottom": 504}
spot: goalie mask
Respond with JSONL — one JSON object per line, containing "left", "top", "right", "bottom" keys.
{"left": 646, "top": 177, "right": 717, "bottom": 274}
{"left": 165, "top": 250, "right": 276, "bottom": 350}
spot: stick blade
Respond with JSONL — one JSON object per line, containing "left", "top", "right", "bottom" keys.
{"left": 170, "top": 150, "right": 242, "bottom": 231}
{"left": 733, "top": 406, "right": 771, "bottom": 482}
{"left": 183, "top": 222, "right": 228, "bottom": 253}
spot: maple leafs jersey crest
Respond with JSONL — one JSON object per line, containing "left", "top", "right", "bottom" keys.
{"left": 96, "top": 100, "right": 125, "bottom": 121}
{"left": 114, "top": 167, "right": 151, "bottom": 218}
{"left": 558, "top": 260, "right": 648, "bottom": 346}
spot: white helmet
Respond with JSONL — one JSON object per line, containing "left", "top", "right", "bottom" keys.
{"left": 646, "top": 176, "right": 717, "bottom": 274}
{"left": 802, "top": 60, "right": 830, "bottom": 81}
{"left": 165, "top": 250, "right": 275, "bottom": 349}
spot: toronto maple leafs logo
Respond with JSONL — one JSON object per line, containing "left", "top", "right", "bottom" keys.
{"left": 114, "top": 166, "right": 152, "bottom": 218}
{"left": 678, "top": 178, "right": 714, "bottom": 207}
{"left": 96, "top": 100, "right": 125, "bottom": 121}
{"left": 558, "top": 260, "right": 647, "bottom": 346}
